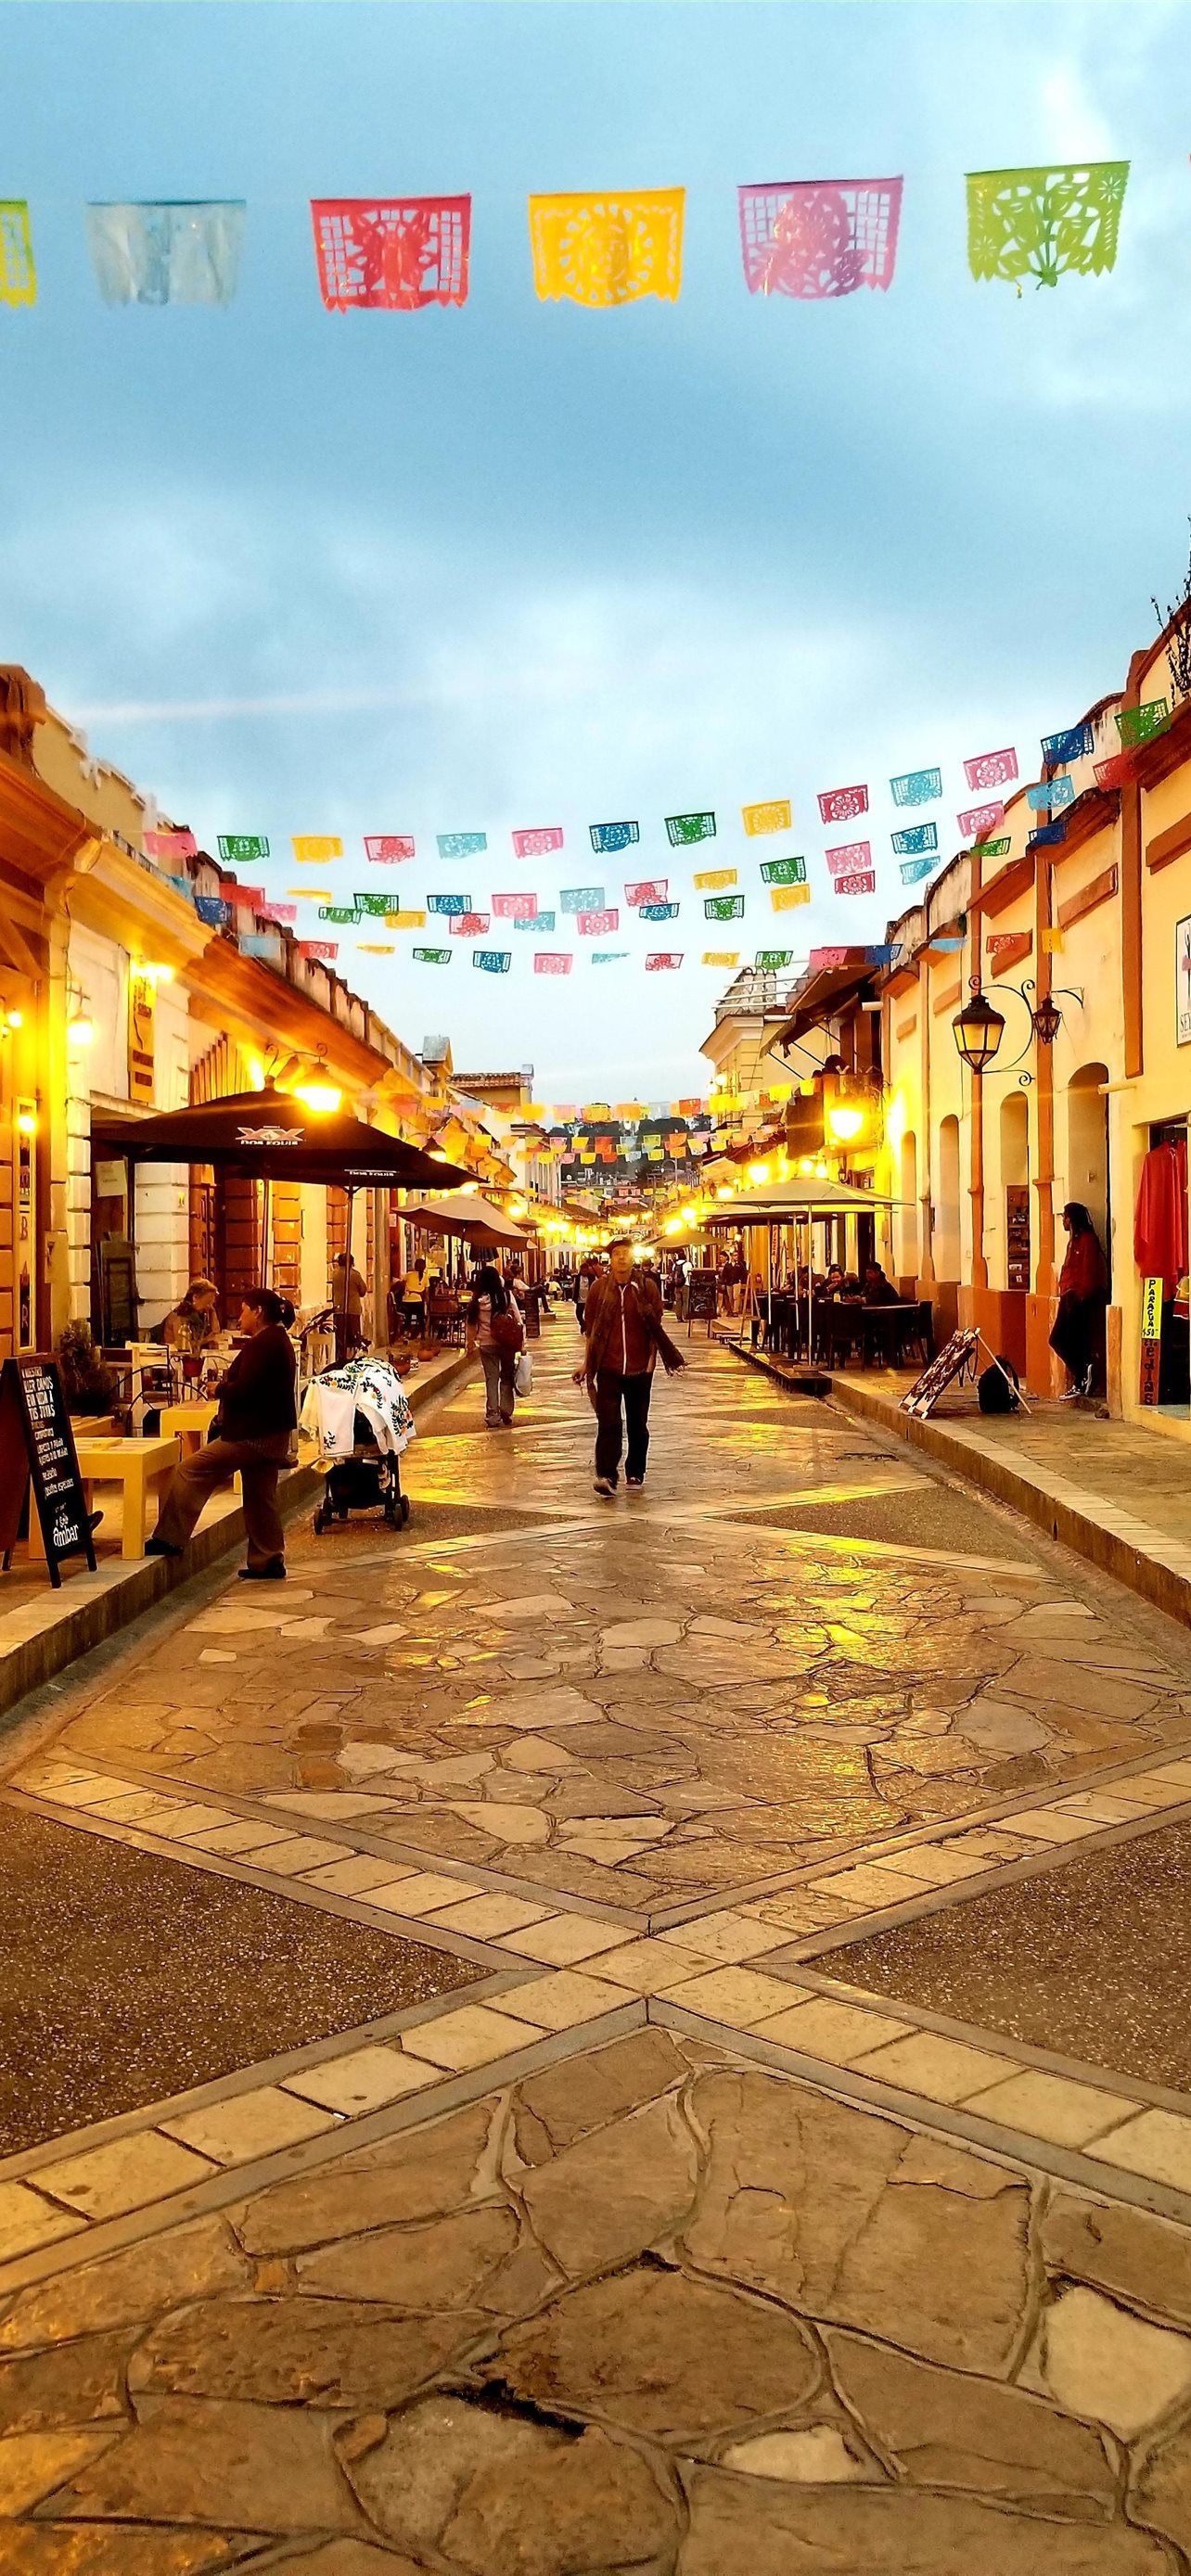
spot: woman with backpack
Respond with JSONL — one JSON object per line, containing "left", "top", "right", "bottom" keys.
{"left": 466, "top": 1261, "right": 523, "bottom": 1428}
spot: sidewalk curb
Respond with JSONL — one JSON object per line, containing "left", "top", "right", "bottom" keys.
{"left": 722, "top": 1337, "right": 1191, "bottom": 1633}
{"left": 0, "top": 1347, "right": 475, "bottom": 1724}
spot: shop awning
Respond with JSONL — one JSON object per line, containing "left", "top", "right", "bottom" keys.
{"left": 704, "top": 1177, "right": 900, "bottom": 1224}
{"left": 403, "top": 1191, "right": 529, "bottom": 1245}
{"left": 91, "top": 1087, "right": 468, "bottom": 1192}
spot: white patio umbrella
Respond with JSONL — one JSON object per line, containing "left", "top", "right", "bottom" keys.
{"left": 704, "top": 1177, "right": 903, "bottom": 1354}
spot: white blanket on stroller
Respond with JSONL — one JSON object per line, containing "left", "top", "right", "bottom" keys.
{"left": 301, "top": 1360, "right": 416, "bottom": 1460}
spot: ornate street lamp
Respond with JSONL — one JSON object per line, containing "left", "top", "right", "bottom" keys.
{"left": 953, "top": 988, "right": 1006, "bottom": 1074}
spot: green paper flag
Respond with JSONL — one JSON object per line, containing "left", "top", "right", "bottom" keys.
{"left": 967, "top": 162, "right": 1129, "bottom": 289}
{"left": 414, "top": 947, "right": 453, "bottom": 963}
{"left": 760, "top": 855, "right": 807, "bottom": 886}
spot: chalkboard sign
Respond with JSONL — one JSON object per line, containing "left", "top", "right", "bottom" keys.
{"left": 0, "top": 1356, "right": 96, "bottom": 1588}
{"left": 685, "top": 1270, "right": 719, "bottom": 1333}
{"left": 900, "top": 1328, "right": 980, "bottom": 1420}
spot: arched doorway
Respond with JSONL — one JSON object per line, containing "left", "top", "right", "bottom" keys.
{"left": 935, "top": 1115, "right": 961, "bottom": 1281}
{"left": 1066, "top": 1063, "right": 1111, "bottom": 1282}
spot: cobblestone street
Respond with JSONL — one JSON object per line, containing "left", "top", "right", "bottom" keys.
{"left": 4, "top": 1330, "right": 1191, "bottom": 2569}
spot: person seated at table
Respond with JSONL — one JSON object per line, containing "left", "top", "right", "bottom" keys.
{"left": 402, "top": 1256, "right": 427, "bottom": 1333}
{"left": 862, "top": 1260, "right": 902, "bottom": 1306}
{"left": 160, "top": 1278, "right": 220, "bottom": 1354}
{"left": 820, "top": 1264, "right": 847, "bottom": 1301}
{"left": 147, "top": 1287, "right": 297, "bottom": 1581}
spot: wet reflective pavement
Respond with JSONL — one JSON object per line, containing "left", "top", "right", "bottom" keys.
{"left": 4, "top": 1326, "right": 1191, "bottom": 2568}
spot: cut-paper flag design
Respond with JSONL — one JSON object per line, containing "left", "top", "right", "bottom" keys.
{"left": 977, "top": 836, "right": 1012, "bottom": 859}
{"left": 1026, "top": 776, "right": 1075, "bottom": 810}
{"left": 590, "top": 821, "right": 639, "bottom": 853}
{"left": 771, "top": 883, "right": 811, "bottom": 911}
{"left": 624, "top": 879, "right": 668, "bottom": 906}
{"left": 474, "top": 950, "right": 511, "bottom": 974}
{"left": 195, "top": 896, "right": 231, "bottom": 928}
{"left": 1, "top": 202, "right": 35, "bottom": 308}
{"left": 354, "top": 892, "right": 391, "bottom": 916}
{"left": 964, "top": 747, "right": 1018, "bottom": 791}
{"left": 357, "top": 941, "right": 395, "bottom": 955}
{"left": 145, "top": 829, "right": 197, "bottom": 860}
{"left": 666, "top": 811, "right": 715, "bottom": 846}
{"left": 809, "top": 948, "right": 852, "bottom": 970}
{"left": 493, "top": 892, "right": 538, "bottom": 920}
{"left": 704, "top": 895, "right": 744, "bottom": 921}
{"left": 646, "top": 952, "right": 683, "bottom": 970}
{"left": 298, "top": 939, "right": 338, "bottom": 961}
{"left": 288, "top": 886, "right": 333, "bottom": 899}
{"left": 577, "top": 910, "right": 619, "bottom": 935}
{"left": 529, "top": 190, "right": 684, "bottom": 307}
{"left": 535, "top": 953, "right": 572, "bottom": 976}
{"left": 515, "top": 910, "right": 556, "bottom": 930}
{"left": 738, "top": 177, "right": 902, "bottom": 300}
{"left": 957, "top": 801, "right": 1005, "bottom": 839}
{"left": 967, "top": 163, "right": 1129, "bottom": 289}
{"left": 759, "top": 854, "right": 806, "bottom": 884}
{"left": 694, "top": 867, "right": 736, "bottom": 890}
{"left": 818, "top": 784, "right": 868, "bottom": 824}
{"left": 561, "top": 886, "right": 603, "bottom": 913}
{"left": 260, "top": 902, "right": 297, "bottom": 923}
{"left": 1042, "top": 723, "right": 1095, "bottom": 765}
{"left": 86, "top": 201, "right": 246, "bottom": 306}
{"left": 1029, "top": 821, "right": 1066, "bottom": 848}
{"left": 826, "top": 839, "right": 871, "bottom": 875}
{"left": 741, "top": 798, "right": 792, "bottom": 835}
{"left": 365, "top": 835, "right": 416, "bottom": 862}
{"left": 1116, "top": 698, "right": 1171, "bottom": 749}
{"left": 318, "top": 906, "right": 358, "bottom": 925}
{"left": 449, "top": 912, "right": 489, "bottom": 936}
{"left": 386, "top": 910, "right": 426, "bottom": 928}
{"left": 293, "top": 835, "right": 344, "bottom": 863}
{"left": 890, "top": 767, "right": 941, "bottom": 808}
{"left": 899, "top": 855, "right": 936, "bottom": 885}
{"left": 414, "top": 947, "right": 452, "bottom": 963}
{"left": 640, "top": 901, "right": 679, "bottom": 921}
{"left": 218, "top": 834, "right": 268, "bottom": 863}
{"left": 891, "top": 823, "right": 938, "bottom": 857}
{"left": 311, "top": 198, "right": 470, "bottom": 311}
{"left": 703, "top": 950, "right": 740, "bottom": 967}
{"left": 427, "top": 892, "right": 470, "bottom": 915}
{"left": 756, "top": 950, "right": 794, "bottom": 969}
{"left": 228, "top": 886, "right": 265, "bottom": 906}
{"left": 1094, "top": 753, "right": 1134, "bottom": 790}
{"left": 437, "top": 832, "right": 487, "bottom": 859}
{"left": 835, "top": 871, "right": 877, "bottom": 896}
{"left": 513, "top": 825, "right": 564, "bottom": 858}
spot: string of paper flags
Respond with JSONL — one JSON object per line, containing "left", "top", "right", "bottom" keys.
{"left": 0, "top": 162, "right": 1140, "bottom": 312}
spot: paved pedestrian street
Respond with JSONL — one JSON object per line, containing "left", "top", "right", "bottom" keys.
{"left": 5, "top": 1331, "right": 1191, "bottom": 2569}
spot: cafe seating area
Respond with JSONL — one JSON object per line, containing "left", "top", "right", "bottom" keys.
{"left": 749, "top": 1289, "right": 935, "bottom": 1372}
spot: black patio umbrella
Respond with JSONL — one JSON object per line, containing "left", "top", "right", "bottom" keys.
{"left": 92, "top": 1087, "right": 469, "bottom": 1332}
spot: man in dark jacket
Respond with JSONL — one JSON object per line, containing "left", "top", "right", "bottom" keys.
{"left": 147, "top": 1287, "right": 298, "bottom": 1579}
{"left": 575, "top": 1240, "right": 685, "bottom": 1498}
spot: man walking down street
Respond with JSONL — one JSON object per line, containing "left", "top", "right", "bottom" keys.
{"left": 147, "top": 1286, "right": 298, "bottom": 1580}
{"left": 575, "top": 1240, "right": 685, "bottom": 1498}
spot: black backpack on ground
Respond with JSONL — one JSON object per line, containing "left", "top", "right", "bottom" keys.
{"left": 978, "top": 1354, "right": 1020, "bottom": 1414}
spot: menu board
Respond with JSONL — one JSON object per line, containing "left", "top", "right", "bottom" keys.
{"left": 900, "top": 1328, "right": 980, "bottom": 1420}
{"left": 685, "top": 1270, "right": 719, "bottom": 1332}
{"left": 0, "top": 1356, "right": 96, "bottom": 1588}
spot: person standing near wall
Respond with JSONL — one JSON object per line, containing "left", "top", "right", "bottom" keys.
{"left": 147, "top": 1286, "right": 297, "bottom": 1578}
{"left": 1051, "top": 1202, "right": 1109, "bottom": 1397}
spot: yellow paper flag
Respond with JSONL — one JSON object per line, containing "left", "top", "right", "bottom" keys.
{"left": 616, "top": 1102, "right": 647, "bottom": 1117}
{"left": 694, "top": 868, "right": 738, "bottom": 890}
{"left": 357, "top": 941, "right": 395, "bottom": 954}
{"left": 385, "top": 910, "right": 427, "bottom": 928}
{"left": 742, "top": 799, "right": 791, "bottom": 836}
{"left": 529, "top": 190, "right": 685, "bottom": 307}
{"left": 771, "top": 883, "right": 811, "bottom": 912}
{"left": 288, "top": 886, "right": 334, "bottom": 899}
{"left": 702, "top": 950, "right": 740, "bottom": 966}
{"left": 1, "top": 202, "right": 36, "bottom": 308}
{"left": 292, "top": 835, "right": 343, "bottom": 864}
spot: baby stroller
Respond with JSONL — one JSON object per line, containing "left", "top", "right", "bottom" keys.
{"left": 300, "top": 1358, "right": 415, "bottom": 1537}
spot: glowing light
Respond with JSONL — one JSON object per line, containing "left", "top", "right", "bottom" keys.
{"left": 294, "top": 1081, "right": 342, "bottom": 1114}
{"left": 68, "top": 1012, "right": 95, "bottom": 1047}
{"left": 827, "top": 1103, "right": 864, "bottom": 1143}
{"left": 680, "top": 1203, "right": 698, "bottom": 1224}
{"left": 4, "top": 1010, "right": 22, "bottom": 1031}
{"left": 813, "top": 1160, "right": 828, "bottom": 1178}
{"left": 748, "top": 1160, "right": 771, "bottom": 1186}
{"left": 885, "top": 1088, "right": 907, "bottom": 1158}
{"left": 246, "top": 1054, "right": 267, "bottom": 1092}
{"left": 715, "top": 1184, "right": 735, "bottom": 1199}
{"left": 508, "top": 1196, "right": 528, "bottom": 1218}
{"left": 140, "top": 961, "right": 175, "bottom": 984}
{"left": 16, "top": 1108, "right": 36, "bottom": 1136}
{"left": 664, "top": 1216, "right": 684, "bottom": 1236}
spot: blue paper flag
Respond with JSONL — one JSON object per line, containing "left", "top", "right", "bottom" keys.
{"left": 891, "top": 823, "right": 939, "bottom": 857}
{"left": 592, "top": 950, "right": 629, "bottom": 963}
{"left": 513, "top": 910, "right": 557, "bottom": 931}
{"left": 561, "top": 886, "right": 604, "bottom": 912}
{"left": 427, "top": 891, "right": 470, "bottom": 915}
{"left": 474, "top": 950, "right": 511, "bottom": 974}
{"left": 195, "top": 894, "right": 232, "bottom": 927}
{"left": 890, "top": 767, "right": 942, "bottom": 808}
{"left": 86, "top": 200, "right": 246, "bottom": 306}
{"left": 640, "top": 901, "right": 680, "bottom": 921}
{"left": 238, "top": 932, "right": 282, "bottom": 957}
{"left": 899, "top": 855, "right": 937, "bottom": 885}
{"left": 1027, "top": 778, "right": 1074, "bottom": 811}
{"left": 1041, "top": 724, "right": 1095, "bottom": 765}
{"left": 437, "top": 831, "right": 487, "bottom": 859}
{"left": 589, "top": 822, "right": 640, "bottom": 853}
{"left": 1029, "top": 821, "right": 1067, "bottom": 848}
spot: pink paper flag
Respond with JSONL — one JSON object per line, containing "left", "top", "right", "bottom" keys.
{"left": 230, "top": 885, "right": 266, "bottom": 907}
{"left": 957, "top": 801, "right": 1005, "bottom": 839}
{"left": 513, "top": 826, "right": 564, "bottom": 859}
{"left": 963, "top": 746, "right": 1018, "bottom": 791}
{"left": 739, "top": 178, "right": 903, "bottom": 300}
{"left": 449, "top": 912, "right": 490, "bottom": 936}
{"left": 365, "top": 835, "right": 416, "bottom": 862}
{"left": 577, "top": 909, "right": 619, "bottom": 936}
{"left": 826, "top": 840, "right": 872, "bottom": 874}
{"left": 986, "top": 932, "right": 1021, "bottom": 959}
{"left": 492, "top": 891, "right": 538, "bottom": 920}
{"left": 624, "top": 878, "right": 668, "bottom": 906}
{"left": 145, "top": 828, "right": 198, "bottom": 859}
{"left": 299, "top": 939, "right": 338, "bottom": 960}
{"left": 817, "top": 784, "right": 869, "bottom": 825}
{"left": 646, "top": 952, "right": 683, "bottom": 971}
{"left": 809, "top": 947, "right": 852, "bottom": 969}
{"left": 534, "top": 952, "right": 572, "bottom": 976}
{"left": 260, "top": 902, "right": 298, "bottom": 924}
{"left": 834, "top": 871, "right": 877, "bottom": 896}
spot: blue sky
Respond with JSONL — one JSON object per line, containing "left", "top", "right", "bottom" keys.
{"left": 6, "top": 0, "right": 1191, "bottom": 1098}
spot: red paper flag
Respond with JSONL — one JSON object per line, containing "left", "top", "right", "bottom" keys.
{"left": 825, "top": 840, "right": 871, "bottom": 875}
{"left": 646, "top": 952, "right": 683, "bottom": 971}
{"left": 449, "top": 912, "right": 490, "bottom": 936}
{"left": 513, "top": 826, "right": 564, "bottom": 859}
{"left": 963, "top": 746, "right": 1018, "bottom": 791}
{"left": 534, "top": 952, "right": 572, "bottom": 976}
{"left": 145, "top": 827, "right": 198, "bottom": 860}
{"left": 365, "top": 835, "right": 416, "bottom": 862}
{"left": 957, "top": 801, "right": 1005, "bottom": 838}
{"left": 817, "top": 784, "right": 868, "bottom": 824}
{"left": 311, "top": 198, "right": 470, "bottom": 310}
{"left": 299, "top": 939, "right": 339, "bottom": 961}
{"left": 624, "top": 877, "right": 668, "bottom": 906}
{"left": 577, "top": 909, "right": 619, "bottom": 935}
{"left": 492, "top": 891, "right": 539, "bottom": 920}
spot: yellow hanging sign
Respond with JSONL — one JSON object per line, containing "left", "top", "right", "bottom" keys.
{"left": 771, "top": 882, "right": 811, "bottom": 912}
{"left": 702, "top": 950, "right": 740, "bottom": 967}
{"left": 385, "top": 910, "right": 427, "bottom": 928}
{"left": 0, "top": 203, "right": 35, "bottom": 309}
{"left": 694, "top": 868, "right": 737, "bottom": 890}
{"left": 742, "top": 799, "right": 792, "bottom": 836}
{"left": 291, "top": 835, "right": 343, "bottom": 864}
{"left": 529, "top": 189, "right": 685, "bottom": 307}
